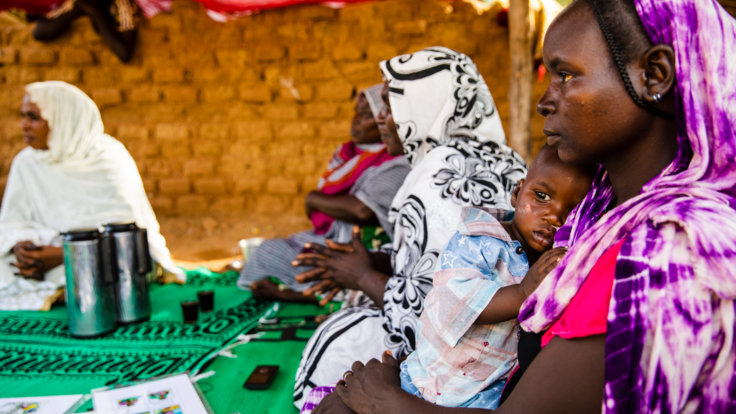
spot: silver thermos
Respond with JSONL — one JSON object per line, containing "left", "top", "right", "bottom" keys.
{"left": 63, "top": 229, "right": 117, "bottom": 338}
{"left": 103, "top": 223, "right": 152, "bottom": 324}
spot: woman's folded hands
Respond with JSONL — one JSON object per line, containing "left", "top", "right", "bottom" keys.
{"left": 314, "top": 351, "right": 403, "bottom": 414}
{"left": 11, "top": 241, "right": 63, "bottom": 280}
{"left": 293, "top": 226, "right": 387, "bottom": 305}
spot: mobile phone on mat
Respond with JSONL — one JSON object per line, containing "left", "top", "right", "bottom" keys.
{"left": 243, "top": 365, "right": 279, "bottom": 390}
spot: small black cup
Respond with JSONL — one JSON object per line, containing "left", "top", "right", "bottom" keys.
{"left": 181, "top": 299, "right": 199, "bottom": 324}
{"left": 198, "top": 290, "right": 215, "bottom": 313}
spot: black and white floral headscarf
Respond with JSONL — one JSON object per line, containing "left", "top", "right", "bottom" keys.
{"left": 293, "top": 49, "right": 528, "bottom": 407}
{"left": 379, "top": 46, "right": 508, "bottom": 166}
{"left": 379, "top": 47, "right": 528, "bottom": 356}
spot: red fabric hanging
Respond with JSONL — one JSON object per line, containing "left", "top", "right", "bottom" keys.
{"left": 0, "top": 0, "right": 380, "bottom": 18}
{"left": 194, "top": 0, "right": 376, "bottom": 15}
{"left": 0, "top": 0, "right": 64, "bottom": 15}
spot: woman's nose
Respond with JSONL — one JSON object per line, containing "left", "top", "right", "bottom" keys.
{"left": 376, "top": 104, "right": 388, "bottom": 124}
{"left": 19, "top": 117, "right": 29, "bottom": 130}
{"left": 537, "top": 90, "right": 556, "bottom": 117}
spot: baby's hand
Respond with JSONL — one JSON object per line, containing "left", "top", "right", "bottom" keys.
{"left": 521, "top": 247, "right": 567, "bottom": 298}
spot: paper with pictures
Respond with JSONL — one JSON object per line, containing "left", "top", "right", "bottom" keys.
{"left": 0, "top": 395, "right": 82, "bottom": 414}
{"left": 92, "top": 374, "right": 208, "bottom": 414}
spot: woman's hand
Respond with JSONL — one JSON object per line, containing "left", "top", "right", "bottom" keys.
{"left": 294, "top": 227, "right": 374, "bottom": 291}
{"left": 521, "top": 246, "right": 567, "bottom": 298}
{"left": 313, "top": 391, "right": 357, "bottom": 414}
{"left": 299, "top": 238, "right": 359, "bottom": 302}
{"left": 11, "top": 241, "right": 63, "bottom": 280}
{"left": 334, "top": 351, "right": 404, "bottom": 414}
{"left": 303, "top": 280, "right": 342, "bottom": 306}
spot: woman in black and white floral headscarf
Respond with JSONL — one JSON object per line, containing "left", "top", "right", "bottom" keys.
{"left": 293, "top": 47, "right": 527, "bottom": 411}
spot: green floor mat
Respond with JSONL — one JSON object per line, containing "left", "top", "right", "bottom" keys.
{"left": 198, "top": 300, "right": 328, "bottom": 414}
{"left": 0, "top": 270, "right": 272, "bottom": 396}
{"left": 0, "top": 269, "right": 330, "bottom": 414}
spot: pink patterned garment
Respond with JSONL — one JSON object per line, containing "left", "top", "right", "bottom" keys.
{"left": 519, "top": 1, "right": 736, "bottom": 413}
{"left": 0, "top": 0, "right": 170, "bottom": 18}
{"left": 311, "top": 141, "right": 396, "bottom": 235}
{"left": 133, "top": 0, "right": 170, "bottom": 18}
{"left": 300, "top": 384, "right": 336, "bottom": 414}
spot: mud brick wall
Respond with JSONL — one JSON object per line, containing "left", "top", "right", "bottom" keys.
{"left": 0, "top": 0, "right": 550, "bottom": 224}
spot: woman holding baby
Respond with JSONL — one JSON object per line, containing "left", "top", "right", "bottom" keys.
{"left": 310, "top": 0, "right": 736, "bottom": 412}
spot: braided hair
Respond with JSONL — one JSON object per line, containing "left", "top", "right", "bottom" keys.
{"left": 585, "top": 0, "right": 676, "bottom": 121}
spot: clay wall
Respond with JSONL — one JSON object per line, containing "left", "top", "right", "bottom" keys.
{"left": 0, "top": 0, "right": 549, "bottom": 258}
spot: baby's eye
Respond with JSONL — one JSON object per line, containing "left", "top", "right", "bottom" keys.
{"left": 535, "top": 192, "right": 551, "bottom": 201}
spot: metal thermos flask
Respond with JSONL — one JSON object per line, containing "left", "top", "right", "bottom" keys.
{"left": 63, "top": 229, "right": 117, "bottom": 338}
{"left": 103, "top": 223, "right": 152, "bottom": 324}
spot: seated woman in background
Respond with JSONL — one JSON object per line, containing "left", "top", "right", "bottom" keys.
{"left": 32, "top": 0, "right": 140, "bottom": 63}
{"left": 316, "top": 0, "right": 736, "bottom": 413}
{"left": 291, "top": 47, "right": 528, "bottom": 410}
{"left": 0, "top": 81, "right": 181, "bottom": 311}
{"left": 238, "top": 84, "right": 410, "bottom": 303}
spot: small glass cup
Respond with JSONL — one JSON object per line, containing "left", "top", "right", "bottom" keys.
{"left": 197, "top": 290, "right": 215, "bottom": 313}
{"left": 181, "top": 299, "right": 199, "bottom": 324}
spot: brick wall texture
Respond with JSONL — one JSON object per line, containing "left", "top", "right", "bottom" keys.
{"left": 0, "top": 0, "right": 549, "bottom": 224}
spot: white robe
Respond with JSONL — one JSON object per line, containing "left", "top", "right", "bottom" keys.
{"left": 0, "top": 81, "right": 181, "bottom": 310}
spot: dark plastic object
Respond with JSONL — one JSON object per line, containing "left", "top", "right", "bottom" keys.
{"left": 181, "top": 300, "right": 199, "bottom": 324}
{"left": 197, "top": 290, "right": 214, "bottom": 313}
{"left": 243, "top": 365, "right": 279, "bottom": 390}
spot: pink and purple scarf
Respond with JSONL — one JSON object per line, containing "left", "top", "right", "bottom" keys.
{"left": 311, "top": 142, "right": 396, "bottom": 235}
{"left": 309, "top": 84, "right": 394, "bottom": 235}
{"left": 519, "top": 0, "right": 736, "bottom": 412}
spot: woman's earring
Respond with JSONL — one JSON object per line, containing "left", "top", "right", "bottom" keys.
{"left": 653, "top": 93, "right": 662, "bottom": 103}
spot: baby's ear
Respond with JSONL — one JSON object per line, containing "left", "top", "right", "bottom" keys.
{"left": 510, "top": 179, "right": 524, "bottom": 208}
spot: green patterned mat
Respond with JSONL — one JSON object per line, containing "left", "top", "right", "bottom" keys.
{"left": 0, "top": 269, "right": 276, "bottom": 397}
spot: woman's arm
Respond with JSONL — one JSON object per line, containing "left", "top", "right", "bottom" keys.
{"left": 334, "top": 335, "right": 605, "bottom": 414}
{"left": 306, "top": 191, "right": 379, "bottom": 226}
{"left": 33, "top": 5, "right": 84, "bottom": 41}
{"left": 76, "top": 1, "right": 137, "bottom": 62}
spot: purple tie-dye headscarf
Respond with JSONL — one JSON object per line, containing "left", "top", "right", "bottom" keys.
{"left": 519, "top": 0, "right": 736, "bottom": 412}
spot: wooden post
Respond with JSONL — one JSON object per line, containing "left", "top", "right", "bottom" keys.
{"left": 508, "top": 0, "right": 534, "bottom": 162}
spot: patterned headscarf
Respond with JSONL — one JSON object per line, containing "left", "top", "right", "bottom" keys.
{"left": 379, "top": 47, "right": 507, "bottom": 167}
{"left": 519, "top": 0, "right": 736, "bottom": 412}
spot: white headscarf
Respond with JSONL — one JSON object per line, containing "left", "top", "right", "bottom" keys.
{"left": 361, "top": 83, "right": 384, "bottom": 119}
{"left": 375, "top": 48, "right": 527, "bottom": 356}
{"left": 379, "top": 47, "right": 507, "bottom": 167}
{"left": 26, "top": 81, "right": 105, "bottom": 165}
{"left": 0, "top": 81, "right": 181, "bottom": 284}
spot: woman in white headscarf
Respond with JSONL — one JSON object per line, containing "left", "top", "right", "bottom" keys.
{"left": 0, "top": 81, "right": 182, "bottom": 311}
{"left": 292, "top": 47, "right": 528, "bottom": 410}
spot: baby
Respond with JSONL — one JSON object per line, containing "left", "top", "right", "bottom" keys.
{"left": 400, "top": 144, "right": 596, "bottom": 408}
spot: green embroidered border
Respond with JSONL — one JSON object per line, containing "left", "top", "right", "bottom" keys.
{"left": 0, "top": 270, "right": 272, "bottom": 388}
